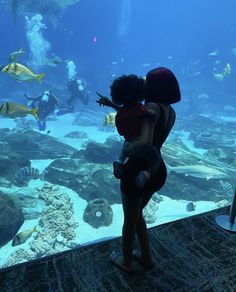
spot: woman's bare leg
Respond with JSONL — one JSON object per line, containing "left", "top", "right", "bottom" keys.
{"left": 136, "top": 214, "right": 154, "bottom": 265}
{"left": 120, "top": 192, "right": 142, "bottom": 269}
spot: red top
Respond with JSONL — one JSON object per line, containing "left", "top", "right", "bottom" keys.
{"left": 115, "top": 103, "right": 148, "bottom": 141}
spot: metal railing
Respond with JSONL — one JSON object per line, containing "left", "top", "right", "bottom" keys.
{"left": 215, "top": 189, "right": 236, "bottom": 232}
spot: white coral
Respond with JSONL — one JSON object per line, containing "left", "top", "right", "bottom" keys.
{"left": 2, "top": 248, "right": 34, "bottom": 268}
{"left": 29, "top": 182, "right": 79, "bottom": 256}
{"left": 143, "top": 198, "right": 159, "bottom": 224}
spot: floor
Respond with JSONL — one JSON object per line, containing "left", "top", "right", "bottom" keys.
{"left": 0, "top": 206, "right": 236, "bottom": 292}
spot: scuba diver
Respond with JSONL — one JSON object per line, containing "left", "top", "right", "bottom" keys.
{"left": 25, "top": 90, "right": 68, "bottom": 131}
{"left": 66, "top": 77, "right": 90, "bottom": 111}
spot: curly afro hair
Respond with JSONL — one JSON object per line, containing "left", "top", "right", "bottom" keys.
{"left": 110, "top": 74, "right": 145, "bottom": 106}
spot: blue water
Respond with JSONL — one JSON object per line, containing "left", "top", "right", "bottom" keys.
{"left": 0, "top": 0, "right": 236, "bottom": 269}
{"left": 0, "top": 0, "right": 236, "bottom": 104}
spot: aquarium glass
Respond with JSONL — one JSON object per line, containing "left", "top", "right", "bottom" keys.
{"left": 0, "top": 0, "right": 235, "bottom": 269}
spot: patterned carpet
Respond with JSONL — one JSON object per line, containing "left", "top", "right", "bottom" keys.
{"left": 1, "top": 206, "right": 236, "bottom": 292}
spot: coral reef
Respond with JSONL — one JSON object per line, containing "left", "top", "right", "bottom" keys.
{"left": 216, "top": 199, "right": 231, "bottom": 208}
{"left": 29, "top": 183, "right": 79, "bottom": 257}
{"left": 2, "top": 248, "right": 33, "bottom": 268}
{"left": 143, "top": 198, "right": 159, "bottom": 224}
{"left": 83, "top": 198, "right": 113, "bottom": 228}
{"left": 2, "top": 182, "right": 79, "bottom": 267}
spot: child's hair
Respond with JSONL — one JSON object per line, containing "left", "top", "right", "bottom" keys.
{"left": 110, "top": 74, "right": 145, "bottom": 106}
{"left": 145, "top": 67, "right": 181, "bottom": 104}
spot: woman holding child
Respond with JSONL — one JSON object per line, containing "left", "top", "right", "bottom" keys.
{"left": 97, "top": 67, "right": 181, "bottom": 273}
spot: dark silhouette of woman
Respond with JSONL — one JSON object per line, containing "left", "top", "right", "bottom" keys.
{"left": 110, "top": 67, "right": 181, "bottom": 273}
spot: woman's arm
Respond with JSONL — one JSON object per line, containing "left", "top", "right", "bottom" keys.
{"left": 139, "top": 102, "right": 160, "bottom": 145}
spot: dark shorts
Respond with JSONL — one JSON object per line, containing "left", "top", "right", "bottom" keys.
{"left": 120, "top": 157, "right": 167, "bottom": 204}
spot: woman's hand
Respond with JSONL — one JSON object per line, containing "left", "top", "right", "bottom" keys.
{"left": 96, "top": 92, "right": 112, "bottom": 107}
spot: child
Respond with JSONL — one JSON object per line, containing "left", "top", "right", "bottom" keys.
{"left": 97, "top": 74, "right": 161, "bottom": 189}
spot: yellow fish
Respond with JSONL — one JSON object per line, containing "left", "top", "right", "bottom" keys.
{"left": 0, "top": 102, "right": 38, "bottom": 119}
{"left": 12, "top": 226, "right": 38, "bottom": 247}
{"left": 104, "top": 112, "right": 116, "bottom": 126}
{"left": 223, "top": 63, "right": 231, "bottom": 76}
{"left": 8, "top": 48, "right": 24, "bottom": 63}
{"left": 2, "top": 63, "right": 45, "bottom": 84}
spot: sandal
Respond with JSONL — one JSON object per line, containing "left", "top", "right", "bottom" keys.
{"left": 132, "top": 250, "right": 155, "bottom": 269}
{"left": 110, "top": 251, "right": 134, "bottom": 274}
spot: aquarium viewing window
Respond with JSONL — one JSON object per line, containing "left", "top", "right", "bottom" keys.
{"left": 0, "top": 0, "right": 235, "bottom": 269}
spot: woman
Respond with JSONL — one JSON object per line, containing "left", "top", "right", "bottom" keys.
{"left": 98, "top": 67, "right": 181, "bottom": 273}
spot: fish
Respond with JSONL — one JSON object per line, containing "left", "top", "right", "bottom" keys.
{"left": 209, "top": 50, "right": 218, "bottom": 57}
{"left": 93, "top": 36, "right": 97, "bottom": 43}
{"left": 213, "top": 73, "right": 224, "bottom": 81}
{"left": 167, "top": 164, "right": 227, "bottom": 180}
{"left": 198, "top": 93, "right": 209, "bottom": 100}
{"left": 141, "top": 63, "right": 151, "bottom": 67}
{"left": 223, "top": 63, "right": 231, "bottom": 76}
{"left": 104, "top": 112, "right": 116, "bottom": 126}
{"left": 14, "top": 166, "right": 40, "bottom": 186}
{"left": 0, "top": 102, "right": 38, "bottom": 119}
{"left": 8, "top": 48, "right": 24, "bottom": 62}
{"left": 219, "top": 180, "right": 234, "bottom": 198}
{"left": 12, "top": 226, "right": 38, "bottom": 246}
{"left": 2, "top": 63, "right": 45, "bottom": 84}
{"left": 193, "top": 71, "right": 201, "bottom": 76}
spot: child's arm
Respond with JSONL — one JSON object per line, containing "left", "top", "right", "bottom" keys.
{"left": 96, "top": 92, "right": 122, "bottom": 112}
